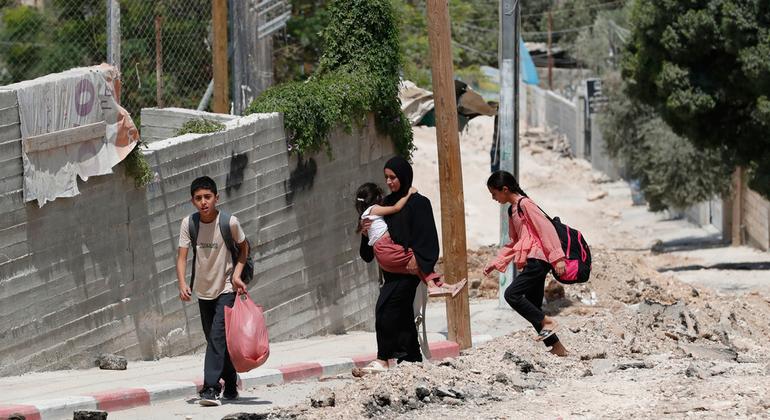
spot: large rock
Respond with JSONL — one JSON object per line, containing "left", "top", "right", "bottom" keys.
{"left": 95, "top": 354, "right": 127, "bottom": 370}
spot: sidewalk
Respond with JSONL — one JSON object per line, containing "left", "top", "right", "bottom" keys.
{"left": 0, "top": 300, "right": 524, "bottom": 420}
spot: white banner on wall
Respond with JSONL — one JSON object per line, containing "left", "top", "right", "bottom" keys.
{"left": 1, "top": 64, "right": 139, "bottom": 206}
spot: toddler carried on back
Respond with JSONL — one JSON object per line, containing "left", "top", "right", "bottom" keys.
{"left": 355, "top": 182, "right": 465, "bottom": 297}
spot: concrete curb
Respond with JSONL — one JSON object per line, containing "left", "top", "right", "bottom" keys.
{"left": 0, "top": 340, "right": 460, "bottom": 420}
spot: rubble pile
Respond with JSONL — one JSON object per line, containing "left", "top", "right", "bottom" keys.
{"left": 258, "top": 247, "right": 770, "bottom": 419}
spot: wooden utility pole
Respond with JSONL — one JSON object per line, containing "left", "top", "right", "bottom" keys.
{"left": 212, "top": 0, "right": 229, "bottom": 113}
{"left": 547, "top": 9, "right": 553, "bottom": 90}
{"left": 425, "top": 0, "right": 472, "bottom": 350}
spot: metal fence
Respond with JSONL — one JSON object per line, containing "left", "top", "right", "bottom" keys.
{"left": 0, "top": 0, "right": 283, "bottom": 119}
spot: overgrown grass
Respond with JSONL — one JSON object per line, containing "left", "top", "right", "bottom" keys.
{"left": 176, "top": 118, "right": 226, "bottom": 136}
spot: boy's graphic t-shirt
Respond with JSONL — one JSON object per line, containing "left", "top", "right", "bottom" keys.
{"left": 178, "top": 213, "right": 246, "bottom": 300}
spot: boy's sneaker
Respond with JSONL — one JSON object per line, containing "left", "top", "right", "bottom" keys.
{"left": 198, "top": 387, "right": 221, "bottom": 406}
{"left": 222, "top": 388, "right": 239, "bottom": 401}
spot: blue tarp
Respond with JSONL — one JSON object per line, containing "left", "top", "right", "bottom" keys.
{"left": 520, "top": 38, "right": 539, "bottom": 85}
{"left": 480, "top": 38, "right": 539, "bottom": 86}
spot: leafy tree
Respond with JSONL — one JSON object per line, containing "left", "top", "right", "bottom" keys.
{"left": 623, "top": 0, "right": 770, "bottom": 197}
{"left": 247, "top": 0, "right": 413, "bottom": 157}
{"left": 572, "top": 5, "right": 733, "bottom": 211}
{"left": 599, "top": 73, "right": 732, "bottom": 211}
{"left": 273, "top": 0, "right": 330, "bottom": 83}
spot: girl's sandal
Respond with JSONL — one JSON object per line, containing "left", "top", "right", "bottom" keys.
{"left": 534, "top": 322, "right": 559, "bottom": 341}
{"left": 428, "top": 286, "right": 452, "bottom": 297}
{"left": 450, "top": 278, "right": 467, "bottom": 297}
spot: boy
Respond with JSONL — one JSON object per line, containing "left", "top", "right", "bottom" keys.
{"left": 176, "top": 176, "right": 249, "bottom": 406}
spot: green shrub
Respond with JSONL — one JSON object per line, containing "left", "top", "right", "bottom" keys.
{"left": 245, "top": 0, "right": 413, "bottom": 158}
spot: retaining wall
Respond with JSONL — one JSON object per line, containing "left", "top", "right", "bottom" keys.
{"left": 0, "top": 96, "right": 392, "bottom": 375}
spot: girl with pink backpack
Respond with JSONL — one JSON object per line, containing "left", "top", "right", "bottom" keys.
{"left": 483, "top": 170, "right": 569, "bottom": 356}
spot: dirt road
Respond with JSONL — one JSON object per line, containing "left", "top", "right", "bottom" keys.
{"left": 251, "top": 122, "right": 770, "bottom": 419}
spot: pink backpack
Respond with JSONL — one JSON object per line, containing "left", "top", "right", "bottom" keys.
{"left": 513, "top": 198, "right": 591, "bottom": 284}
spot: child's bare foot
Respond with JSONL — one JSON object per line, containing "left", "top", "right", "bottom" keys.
{"left": 549, "top": 341, "right": 569, "bottom": 357}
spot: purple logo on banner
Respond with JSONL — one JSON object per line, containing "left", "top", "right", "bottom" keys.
{"left": 75, "top": 79, "right": 95, "bottom": 116}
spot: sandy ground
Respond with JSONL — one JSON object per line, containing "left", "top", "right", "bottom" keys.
{"left": 411, "top": 116, "right": 500, "bottom": 250}
{"left": 230, "top": 118, "right": 770, "bottom": 419}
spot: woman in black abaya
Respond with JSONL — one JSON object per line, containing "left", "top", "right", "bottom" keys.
{"left": 359, "top": 156, "right": 440, "bottom": 372}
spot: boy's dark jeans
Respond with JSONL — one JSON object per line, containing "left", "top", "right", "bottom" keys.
{"left": 504, "top": 258, "right": 559, "bottom": 348}
{"left": 199, "top": 292, "right": 237, "bottom": 393}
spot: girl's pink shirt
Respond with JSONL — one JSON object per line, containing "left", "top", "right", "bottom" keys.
{"left": 490, "top": 198, "right": 565, "bottom": 272}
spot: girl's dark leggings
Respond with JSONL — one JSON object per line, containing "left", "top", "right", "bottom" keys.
{"left": 504, "top": 258, "right": 559, "bottom": 347}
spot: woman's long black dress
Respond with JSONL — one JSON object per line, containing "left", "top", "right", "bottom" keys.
{"left": 360, "top": 192, "right": 440, "bottom": 363}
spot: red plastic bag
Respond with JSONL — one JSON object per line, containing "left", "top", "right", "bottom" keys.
{"left": 225, "top": 293, "right": 270, "bottom": 372}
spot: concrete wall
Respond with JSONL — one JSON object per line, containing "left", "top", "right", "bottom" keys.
{"left": 544, "top": 90, "right": 578, "bottom": 155}
{"left": 743, "top": 187, "right": 770, "bottom": 251}
{"left": 683, "top": 198, "right": 724, "bottom": 236}
{"left": 526, "top": 84, "right": 622, "bottom": 180}
{"left": 0, "top": 103, "right": 392, "bottom": 376}
{"left": 140, "top": 107, "right": 238, "bottom": 144}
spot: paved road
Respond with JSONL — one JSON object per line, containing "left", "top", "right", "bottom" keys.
{"left": 109, "top": 377, "right": 350, "bottom": 420}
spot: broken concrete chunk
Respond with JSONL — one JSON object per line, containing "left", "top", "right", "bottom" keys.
{"left": 680, "top": 343, "right": 738, "bottom": 361}
{"left": 684, "top": 363, "right": 707, "bottom": 379}
{"left": 73, "top": 411, "right": 108, "bottom": 420}
{"left": 372, "top": 391, "right": 391, "bottom": 407}
{"left": 309, "top": 387, "right": 336, "bottom": 408}
{"left": 415, "top": 384, "right": 431, "bottom": 400}
{"left": 95, "top": 354, "right": 127, "bottom": 370}
{"left": 580, "top": 351, "right": 607, "bottom": 361}
{"left": 432, "top": 387, "right": 457, "bottom": 399}
{"left": 221, "top": 414, "right": 270, "bottom": 420}
{"left": 491, "top": 372, "right": 509, "bottom": 384}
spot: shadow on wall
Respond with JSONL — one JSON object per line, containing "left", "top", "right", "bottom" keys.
{"left": 226, "top": 152, "right": 249, "bottom": 195}
{"left": 290, "top": 153, "right": 346, "bottom": 335}
{"left": 285, "top": 157, "right": 317, "bottom": 205}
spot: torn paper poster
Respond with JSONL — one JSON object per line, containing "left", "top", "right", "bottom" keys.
{"left": 0, "top": 64, "right": 139, "bottom": 206}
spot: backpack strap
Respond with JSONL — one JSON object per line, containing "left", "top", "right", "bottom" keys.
{"left": 218, "top": 211, "right": 241, "bottom": 266}
{"left": 188, "top": 212, "right": 201, "bottom": 289}
{"left": 516, "top": 197, "right": 552, "bottom": 221}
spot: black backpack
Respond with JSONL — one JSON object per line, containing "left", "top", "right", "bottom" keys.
{"left": 188, "top": 211, "right": 254, "bottom": 288}
{"left": 511, "top": 198, "right": 591, "bottom": 284}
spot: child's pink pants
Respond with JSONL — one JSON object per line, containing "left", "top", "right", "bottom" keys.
{"left": 373, "top": 234, "right": 440, "bottom": 284}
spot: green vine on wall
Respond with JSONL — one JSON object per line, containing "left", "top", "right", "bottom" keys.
{"left": 245, "top": 0, "right": 414, "bottom": 158}
{"left": 124, "top": 143, "right": 153, "bottom": 188}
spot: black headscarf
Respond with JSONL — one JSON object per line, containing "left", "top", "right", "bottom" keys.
{"left": 382, "top": 156, "right": 413, "bottom": 205}
{"left": 380, "top": 156, "right": 439, "bottom": 274}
